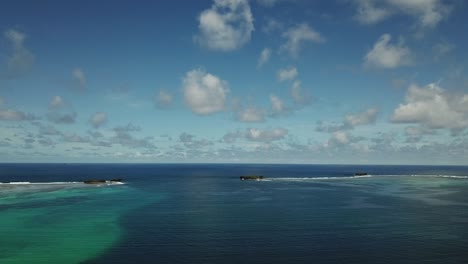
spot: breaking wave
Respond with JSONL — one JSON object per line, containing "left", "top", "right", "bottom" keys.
{"left": 265, "top": 174, "right": 468, "bottom": 182}
{"left": 0, "top": 181, "right": 125, "bottom": 185}
{"left": 410, "top": 175, "right": 468, "bottom": 179}
{"left": 0, "top": 181, "right": 81, "bottom": 185}
{"left": 270, "top": 175, "right": 373, "bottom": 181}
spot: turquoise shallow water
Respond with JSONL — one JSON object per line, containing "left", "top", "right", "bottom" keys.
{"left": 1, "top": 164, "right": 468, "bottom": 263}
{"left": 0, "top": 182, "right": 157, "bottom": 264}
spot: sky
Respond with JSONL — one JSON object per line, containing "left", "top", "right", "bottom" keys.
{"left": 1, "top": 0, "right": 468, "bottom": 165}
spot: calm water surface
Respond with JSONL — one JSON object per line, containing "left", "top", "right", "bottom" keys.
{"left": 1, "top": 164, "right": 468, "bottom": 264}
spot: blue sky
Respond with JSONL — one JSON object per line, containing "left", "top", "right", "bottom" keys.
{"left": 1, "top": 0, "right": 468, "bottom": 164}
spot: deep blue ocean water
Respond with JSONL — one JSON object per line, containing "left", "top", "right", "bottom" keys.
{"left": 1, "top": 164, "right": 468, "bottom": 263}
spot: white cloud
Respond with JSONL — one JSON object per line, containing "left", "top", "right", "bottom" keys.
{"left": 183, "top": 69, "right": 229, "bottom": 115}
{"left": 290, "top": 80, "right": 312, "bottom": 106}
{"left": 49, "top": 96, "right": 65, "bottom": 109}
{"left": 257, "top": 48, "right": 271, "bottom": 68}
{"left": 269, "top": 94, "right": 286, "bottom": 115}
{"left": 364, "top": 34, "right": 412, "bottom": 69}
{"left": 332, "top": 130, "right": 350, "bottom": 145}
{"left": 344, "top": 107, "right": 379, "bottom": 127}
{"left": 179, "top": 132, "right": 213, "bottom": 148}
{"left": 391, "top": 83, "right": 468, "bottom": 131}
{"left": 236, "top": 106, "right": 265, "bottom": 122}
{"left": 355, "top": 0, "right": 392, "bottom": 24}
{"left": 0, "top": 109, "right": 35, "bottom": 121}
{"left": 245, "top": 127, "right": 288, "bottom": 142}
{"left": 154, "top": 90, "right": 173, "bottom": 108}
{"left": 3, "top": 29, "right": 35, "bottom": 78}
{"left": 222, "top": 131, "right": 242, "bottom": 143}
{"left": 47, "top": 95, "right": 76, "bottom": 124}
{"left": 62, "top": 133, "right": 89, "bottom": 143}
{"left": 89, "top": 112, "right": 107, "bottom": 128}
{"left": 316, "top": 108, "right": 378, "bottom": 146}
{"left": 281, "top": 23, "right": 325, "bottom": 57}
{"left": 277, "top": 66, "right": 298, "bottom": 81}
{"left": 404, "top": 125, "right": 435, "bottom": 142}
{"left": 354, "top": 0, "right": 452, "bottom": 28}
{"left": 387, "top": 0, "right": 451, "bottom": 28}
{"left": 72, "top": 68, "right": 87, "bottom": 90}
{"left": 196, "top": 0, "right": 254, "bottom": 51}
{"left": 48, "top": 112, "right": 77, "bottom": 124}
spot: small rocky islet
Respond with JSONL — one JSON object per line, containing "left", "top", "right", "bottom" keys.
{"left": 239, "top": 175, "right": 264, "bottom": 181}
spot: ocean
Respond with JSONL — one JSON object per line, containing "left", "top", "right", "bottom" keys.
{"left": 1, "top": 163, "right": 468, "bottom": 264}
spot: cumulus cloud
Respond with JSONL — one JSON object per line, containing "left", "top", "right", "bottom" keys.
{"left": 195, "top": 0, "right": 254, "bottom": 51}
{"left": 222, "top": 131, "right": 242, "bottom": 143}
{"left": 48, "top": 112, "right": 77, "bottom": 124}
{"left": 38, "top": 137, "right": 55, "bottom": 147}
{"left": 49, "top": 96, "right": 65, "bottom": 109}
{"left": 387, "top": 0, "right": 452, "bottom": 28}
{"left": 320, "top": 130, "right": 367, "bottom": 153}
{"left": 114, "top": 123, "right": 141, "bottom": 133}
{"left": 0, "top": 109, "right": 36, "bottom": 121}
{"left": 354, "top": 0, "right": 392, "bottom": 24}
{"left": 281, "top": 23, "right": 325, "bottom": 57}
{"left": 112, "top": 123, "right": 154, "bottom": 149}
{"left": 245, "top": 127, "right": 288, "bottom": 142}
{"left": 235, "top": 106, "right": 265, "bottom": 122}
{"left": 257, "top": 48, "right": 271, "bottom": 68}
{"left": 89, "top": 112, "right": 107, "bottom": 128}
{"left": 364, "top": 34, "right": 412, "bottom": 69}
{"left": 290, "top": 80, "right": 312, "bottom": 106}
{"left": 72, "top": 68, "right": 87, "bottom": 90}
{"left": 183, "top": 69, "right": 229, "bottom": 115}
{"left": 179, "top": 132, "right": 213, "bottom": 148}
{"left": 47, "top": 96, "right": 76, "bottom": 125}
{"left": 391, "top": 83, "right": 468, "bottom": 132}
{"left": 344, "top": 107, "right": 379, "bottom": 127}
{"left": 154, "top": 90, "right": 173, "bottom": 109}
{"left": 88, "top": 130, "right": 104, "bottom": 139}
{"left": 37, "top": 123, "right": 62, "bottom": 136}
{"left": 332, "top": 130, "right": 350, "bottom": 145}
{"left": 315, "top": 121, "right": 345, "bottom": 133}
{"left": 316, "top": 107, "right": 379, "bottom": 145}
{"left": 2, "top": 29, "right": 35, "bottom": 78}
{"left": 277, "top": 66, "right": 298, "bottom": 81}
{"left": 62, "top": 133, "right": 90, "bottom": 143}
{"left": 404, "top": 126, "right": 435, "bottom": 142}
{"left": 269, "top": 94, "right": 290, "bottom": 117}
{"left": 354, "top": 0, "right": 452, "bottom": 28}
{"left": 221, "top": 127, "right": 288, "bottom": 144}
{"left": 270, "top": 94, "right": 284, "bottom": 112}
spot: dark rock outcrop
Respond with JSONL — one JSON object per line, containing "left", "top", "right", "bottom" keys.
{"left": 354, "top": 172, "right": 368, "bottom": 176}
{"left": 240, "top": 175, "right": 264, "bottom": 181}
{"left": 83, "top": 180, "right": 106, "bottom": 184}
{"left": 110, "top": 179, "right": 122, "bottom": 182}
